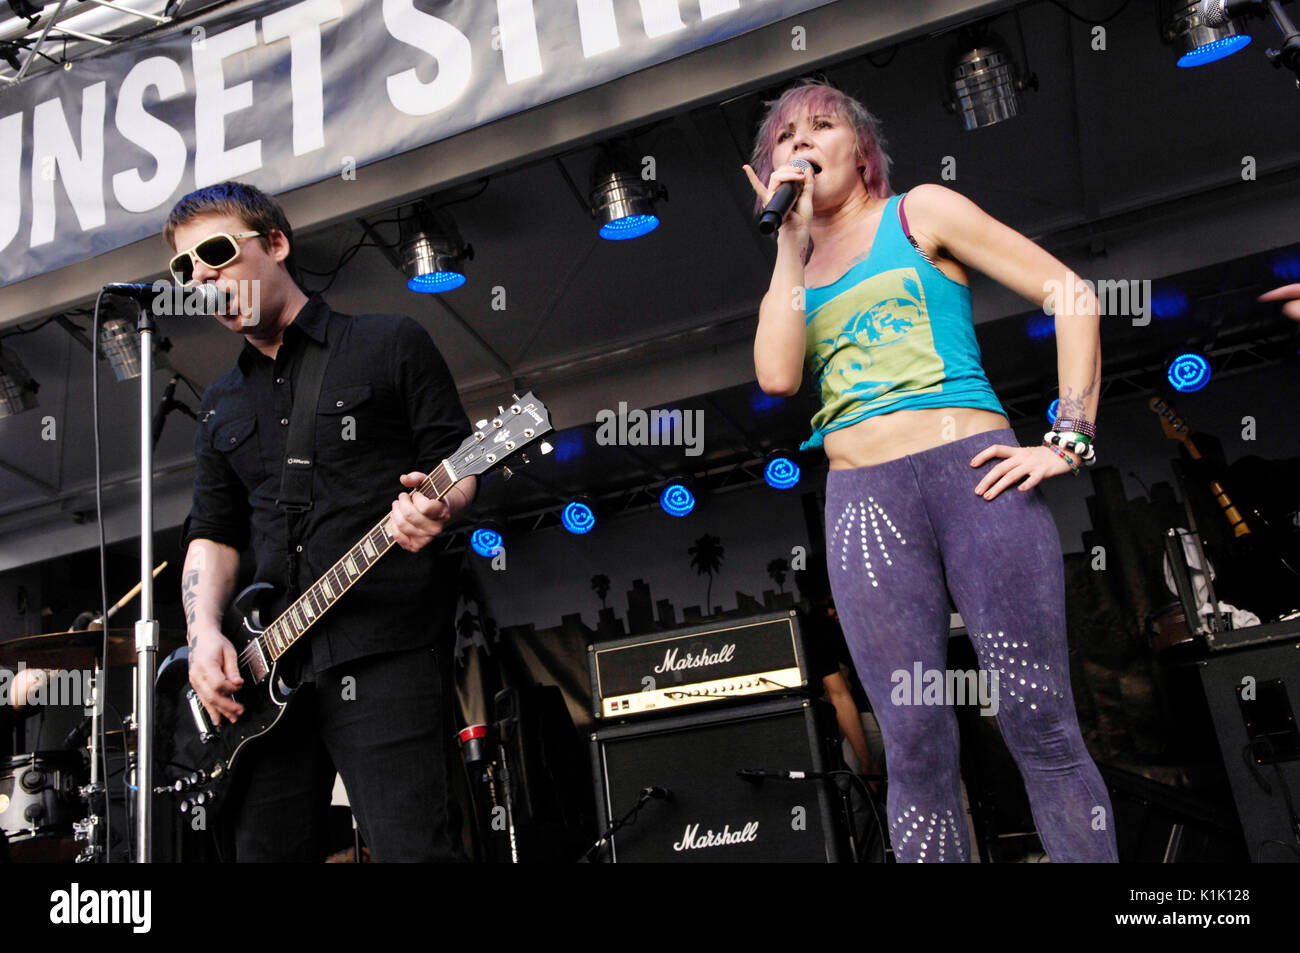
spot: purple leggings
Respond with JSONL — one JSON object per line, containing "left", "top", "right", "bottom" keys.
{"left": 825, "top": 429, "right": 1118, "bottom": 863}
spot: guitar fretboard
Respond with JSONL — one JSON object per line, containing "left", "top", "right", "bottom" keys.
{"left": 259, "top": 462, "right": 456, "bottom": 661}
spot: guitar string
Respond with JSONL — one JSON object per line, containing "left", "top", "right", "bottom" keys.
{"left": 237, "top": 464, "right": 453, "bottom": 670}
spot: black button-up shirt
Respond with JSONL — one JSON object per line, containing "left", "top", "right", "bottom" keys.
{"left": 184, "top": 296, "right": 472, "bottom": 671}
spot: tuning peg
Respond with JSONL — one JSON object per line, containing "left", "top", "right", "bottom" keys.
{"left": 520, "top": 453, "right": 531, "bottom": 465}
{"left": 501, "top": 466, "right": 513, "bottom": 480}
{"left": 476, "top": 419, "right": 488, "bottom": 430}
{"left": 498, "top": 405, "right": 506, "bottom": 415}
{"left": 539, "top": 441, "right": 553, "bottom": 455}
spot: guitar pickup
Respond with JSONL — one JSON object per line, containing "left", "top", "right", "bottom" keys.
{"left": 185, "top": 687, "right": 217, "bottom": 744}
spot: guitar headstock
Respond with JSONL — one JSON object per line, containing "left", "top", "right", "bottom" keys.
{"left": 448, "top": 392, "right": 553, "bottom": 479}
{"left": 1148, "top": 396, "right": 1199, "bottom": 457}
{"left": 1148, "top": 396, "right": 1188, "bottom": 436}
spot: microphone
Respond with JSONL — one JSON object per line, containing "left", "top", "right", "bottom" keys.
{"left": 1199, "top": 0, "right": 1267, "bottom": 27}
{"left": 642, "top": 786, "right": 672, "bottom": 801}
{"left": 757, "top": 158, "right": 813, "bottom": 236}
{"left": 737, "top": 767, "right": 832, "bottom": 781}
{"left": 103, "top": 282, "right": 226, "bottom": 315}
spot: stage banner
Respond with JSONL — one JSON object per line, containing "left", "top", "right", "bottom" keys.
{"left": 0, "top": 0, "right": 837, "bottom": 288}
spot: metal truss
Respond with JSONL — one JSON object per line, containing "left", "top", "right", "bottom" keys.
{"left": 0, "top": 0, "right": 201, "bottom": 85}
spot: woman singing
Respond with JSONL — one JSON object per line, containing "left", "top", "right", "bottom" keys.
{"left": 744, "top": 79, "right": 1117, "bottom": 862}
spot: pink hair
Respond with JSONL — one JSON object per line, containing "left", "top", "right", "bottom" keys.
{"left": 749, "top": 79, "right": 893, "bottom": 214}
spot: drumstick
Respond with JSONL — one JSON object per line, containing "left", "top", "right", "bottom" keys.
{"left": 99, "top": 561, "right": 169, "bottom": 623}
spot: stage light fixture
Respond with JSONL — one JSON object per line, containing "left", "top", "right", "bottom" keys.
{"left": 470, "top": 524, "right": 504, "bottom": 558}
{"left": 0, "top": 346, "right": 39, "bottom": 418}
{"left": 7, "top": 1, "right": 45, "bottom": 19}
{"left": 764, "top": 451, "right": 801, "bottom": 490}
{"left": 589, "top": 147, "right": 668, "bottom": 241}
{"left": 659, "top": 480, "right": 696, "bottom": 518}
{"left": 561, "top": 498, "right": 597, "bottom": 535}
{"left": 400, "top": 203, "right": 472, "bottom": 293}
{"left": 99, "top": 316, "right": 143, "bottom": 381}
{"left": 1151, "top": 286, "right": 1190, "bottom": 320}
{"left": 943, "top": 24, "right": 1037, "bottom": 131}
{"left": 0, "top": 41, "right": 23, "bottom": 72}
{"left": 1165, "top": 1, "right": 1252, "bottom": 67}
{"left": 1168, "top": 352, "right": 1212, "bottom": 392}
{"left": 1271, "top": 248, "right": 1300, "bottom": 282}
{"left": 1025, "top": 311, "right": 1055, "bottom": 341}
{"left": 750, "top": 387, "right": 785, "bottom": 414}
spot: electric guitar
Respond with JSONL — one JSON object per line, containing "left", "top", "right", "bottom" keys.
{"left": 1148, "top": 396, "right": 1300, "bottom": 619}
{"left": 156, "top": 393, "right": 552, "bottom": 813}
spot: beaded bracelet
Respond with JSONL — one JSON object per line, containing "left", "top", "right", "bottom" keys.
{"left": 1044, "top": 430, "right": 1097, "bottom": 463}
{"left": 1044, "top": 442, "right": 1081, "bottom": 475}
{"left": 1051, "top": 417, "right": 1096, "bottom": 439}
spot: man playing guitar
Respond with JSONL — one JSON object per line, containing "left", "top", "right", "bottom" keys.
{"left": 172, "top": 181, "right": 477, "bottom": 861}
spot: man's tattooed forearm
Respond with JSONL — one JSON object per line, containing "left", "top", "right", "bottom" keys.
{"left": 182, "top": 568, "right": 200, "bottom": 645}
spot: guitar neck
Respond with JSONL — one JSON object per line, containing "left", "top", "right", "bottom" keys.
{"left": 1150, "top": 398, "right": 1250, "bottom": 540}
{"left": 259, "top": 462, "right": 457, "bottom": 661}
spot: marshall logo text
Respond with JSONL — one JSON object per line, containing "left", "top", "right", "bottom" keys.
{"left": 673, "top": 821, "right": 760, "bottom": 851}
{"left": 653, "top": 643, "right": 736, "bottom": 675}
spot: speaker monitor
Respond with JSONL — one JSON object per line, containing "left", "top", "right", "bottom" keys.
{"left": 590, "top": 695, "right": 843, "bottom": 862}
{"left": 1198, "top": 639, "right": 1300, "bottom": 863}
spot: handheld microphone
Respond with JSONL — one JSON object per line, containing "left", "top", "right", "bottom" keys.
{"left": 757, "top": 158, "right": 813, "bottom": 236}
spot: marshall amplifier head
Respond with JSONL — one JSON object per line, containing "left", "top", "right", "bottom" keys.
{"left": 589, "top": 695, "right": 843, "bottom": 863}
{"left": 588, "top": 610, "right": 810, "bottom": 720}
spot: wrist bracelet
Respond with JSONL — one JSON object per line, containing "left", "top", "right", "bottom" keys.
{"left": 1044, "top": 430, "right": 1097, "bottom": 462}
{"left": 1051, "top": 417, "right": 1096, "bottom": 439}
{"left": 1044, "top": 441, "right": 1081, "bottom": 475}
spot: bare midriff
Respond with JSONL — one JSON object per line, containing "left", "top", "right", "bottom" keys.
{"left": 822, "top": 406, "right": 1011, "bottom": 470}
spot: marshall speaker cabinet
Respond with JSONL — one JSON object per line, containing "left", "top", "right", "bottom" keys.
{"left": 589, "top": 694, "right": 843, "bottom": 862}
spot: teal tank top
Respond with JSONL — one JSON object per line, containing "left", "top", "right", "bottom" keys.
{"left": 800, "top": 191, "right": 1006, "bottom": 451}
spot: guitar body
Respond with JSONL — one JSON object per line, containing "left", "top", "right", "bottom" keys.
{"left": 156, "top": 582, "right": 299, "bottom": 812}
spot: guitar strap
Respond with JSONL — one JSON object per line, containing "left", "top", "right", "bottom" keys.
{"left": 276, "top": 314, "right": 335, "bottom": 597}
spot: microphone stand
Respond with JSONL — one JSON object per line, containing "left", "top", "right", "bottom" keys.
{"left": 133, "top": 301, "right": 160, "bottom": 863}
{"left": 1262, "top": 1, "right": 1300, "bottom": 84}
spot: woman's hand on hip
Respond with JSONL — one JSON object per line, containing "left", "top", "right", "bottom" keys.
{"left": 970, "top": 443, "right": 1075, "bottom": 499}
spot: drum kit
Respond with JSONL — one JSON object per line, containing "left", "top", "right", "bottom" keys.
{"left": 0, "top": 565, "right": 183, "bottom": 863}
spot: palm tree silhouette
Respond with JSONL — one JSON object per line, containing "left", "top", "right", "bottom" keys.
{"left": 591, "top": 573, "right": 611, "bottom": 609}
{"left": 688, "top": 534, "right": 725, "bottom": 614}
{"left": 767, "top": 557, "right": 789, "bottom": 593}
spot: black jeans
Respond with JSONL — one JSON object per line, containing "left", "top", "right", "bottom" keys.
{"left": 224, "top": 644, "right": 461, "bottom": 862}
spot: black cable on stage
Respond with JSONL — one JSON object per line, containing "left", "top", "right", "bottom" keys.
{"left": 865, "top": 45, "right": 900, "bottom": 69}
{"left": 0, "top": 314, "right": 59, "bottom": 341}
{"left": 91, "top": 288, "right": 114, "bottom": 862}
{"left": 436, "top": 177, "right": 491, "bottom": 209}
{"left": 301, "top": 240, "right": 386, "bottom": 294}
{"left": 1045, "top": 0, "right": 1132, "bottom": 26}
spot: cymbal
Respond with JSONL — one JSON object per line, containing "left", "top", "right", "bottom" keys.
{"left": 0, "top": 629, "right": 185, "bottom": 670}
{"left": 99, "top": 729, "right": 138, "bottom": 754}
